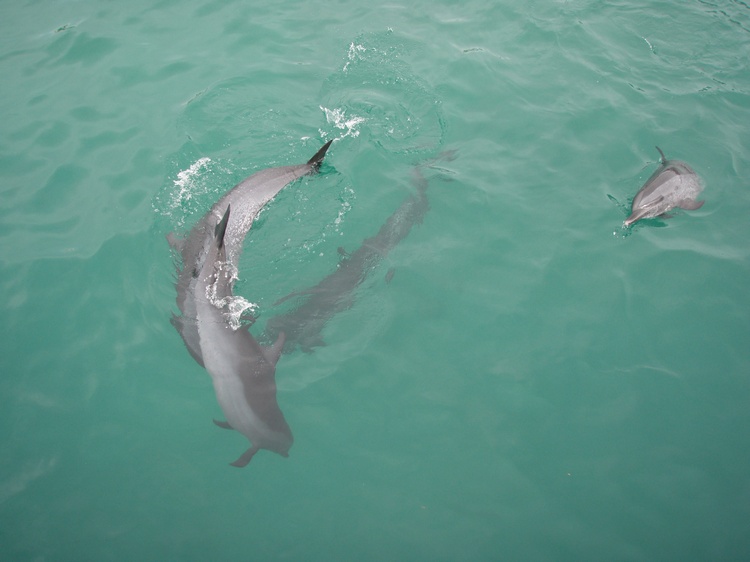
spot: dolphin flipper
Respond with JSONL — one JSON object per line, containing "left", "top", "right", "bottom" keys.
{"left": 213, "top": 419, "right": 233, "bottom": 430}
{"left": 262, "top": 332, "right": 286, "bottom": 367}
{"left": 230, "top": 445, "right": 260, "bottom": 468}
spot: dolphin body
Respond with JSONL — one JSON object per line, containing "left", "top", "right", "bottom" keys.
{"left": 168, "top": 140, "right": 333, "bottom": 466}
{"left": 169, "top": 140, "right": 333, "bottom": 367}
{"left": 624, "top": 147, "right": 704, "bottom": 227}
{"left": 192, "top": 205, "right": 292, "bottom": 467}
{"left": 262, "top": 162, "right": 440, "bottom": 354}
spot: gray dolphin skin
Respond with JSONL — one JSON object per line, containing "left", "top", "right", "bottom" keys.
{"left": 262, "top": 155, "right": 451, "bottom": 354}
{"left": 194, "top": 205, "right": 291, "bottom": 467}
{"left": 624, "top": 147, "right": 704, "bottom": 227}
{"left": 169, "top": 140, "right": 333, "bottom": 367}
{"left": 168, "top": 140, "right": 333, "bottom": 466}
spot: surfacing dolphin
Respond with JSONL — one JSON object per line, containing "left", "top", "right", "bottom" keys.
{"left": 624, "top": 147, "right": 704, "bottom": 228}
{"left": 169, "top": 140, "right": 333, "bottom": 367}
{"left": 262, "top": 152, "right": 454, "bottom": 354}
{"left": 168, "top": 140, "right": 333, "bottom": 466}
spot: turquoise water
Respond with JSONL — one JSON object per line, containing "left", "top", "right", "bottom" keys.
{"left": 2, "top": 0, "right": 750, "bottom": 560}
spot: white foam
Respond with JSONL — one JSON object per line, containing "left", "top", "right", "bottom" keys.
{"left": 205, "top": 261, "right": 258, "bottom": 330}
{"left": 320, "top": 106, "right": 365, "bottom": 140}
{"left": 172, "top": 157, "right": 211, "bottom": 207}
{"left": 343, "top": 42, "right": 366, "bottom": 72}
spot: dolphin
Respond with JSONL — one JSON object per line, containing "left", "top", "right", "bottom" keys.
{"left": 262, "top": 153, "right": 454, "bottom": 354}
{"left": 624, "top": 147, "right": 704, "bottom": 227}
{"left": 168, "top": 140, "right": 333, "bottom": 366}
{"left": 192, "top": 205, "right": 292, "bottom": 467}
{"left": 167, "top": 140, "right": 333, "bottom": 466}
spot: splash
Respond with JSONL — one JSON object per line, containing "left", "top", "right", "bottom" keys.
{"left": 205, "top": 261, "right": 258, "bottom": 330}
{"left": 320, "top": 106, "right": 365, "bottom": 140}
{"left": 153, "top": 157, "right": 214, "bottom": 230}
{"left": 320, "top": 31, "right": 445, "bottom": 155}
{"left": 343, "top": 42, "right": 367, "bottom": 72}
{"left": 333, "top": 198, "right": 353, "bottom": 230}
{"left": 172, "top": 157, "right": 211, "bottom": 207}
{"left": 222, "top": 296, "right": 258, "bottom": 330}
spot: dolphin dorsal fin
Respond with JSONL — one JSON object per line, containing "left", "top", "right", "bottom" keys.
{"left": 655, "top": 146, "right": 667, "bottom": 164}
{"left": 307, "top": 140, "right": 333, "bottom": 170}
{"left": 215, "top": 205, "right": 231, "bottom": 249}
{"left": 262, "top": 331, "right": 286, "bottom": 366}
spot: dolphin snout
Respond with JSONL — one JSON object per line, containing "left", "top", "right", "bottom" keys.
{"left": 623, "top": 215, "right": 637, "bottom": 228}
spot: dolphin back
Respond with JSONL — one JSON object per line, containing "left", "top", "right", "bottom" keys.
{"left": 262, "top": 160, "right": 442, "bottom": 354}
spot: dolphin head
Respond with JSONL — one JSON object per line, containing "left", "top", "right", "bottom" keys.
{"left": 623, "top": 147, "right": 703, "bottom": 228}
{"left": 268, "top": 429, "right": 294, "bottom": 457}
{"left": 623, "top": 208, "right": 650, "bottom": 228}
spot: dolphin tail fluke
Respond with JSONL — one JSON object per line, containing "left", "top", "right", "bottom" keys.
{"left": 213, "top": 419, "right": 233, "bottom": 430}
{"left": 307, "top": 139, "right": 334, "bottom": 170}
{"left": 230, "top": 445, "right": 259, "bottom": 468}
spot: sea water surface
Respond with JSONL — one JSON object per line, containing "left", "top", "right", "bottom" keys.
{"left": 2, "top": 0, "right": 750, "bottom": 560}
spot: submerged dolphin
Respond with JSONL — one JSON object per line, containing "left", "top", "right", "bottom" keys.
{"left": 168, "top": 140, "right": 333, "bottom": 465}
{"left": 262, "top": 154, "right": 453, "bottom": 354}
{"left": 193, "top": 206, "right": 292, "bottom": 467}
{"left": 169, "top": 140, "right": 333, "bottom": 366}
{"left": 624, "top": 147, "right": 704, "bottom": 227}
